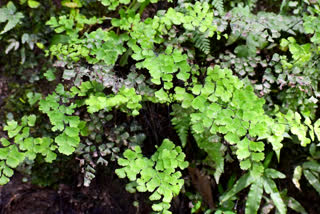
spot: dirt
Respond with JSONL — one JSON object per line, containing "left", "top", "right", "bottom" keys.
{"left": 0, "top": 172, "right": 139, "bottom": 214}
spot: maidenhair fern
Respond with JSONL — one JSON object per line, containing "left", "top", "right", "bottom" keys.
{"left": 39, "top": 84, "right": 85, "bottom": 155}
{"left": 115, "top": 139, "right": 188, "bottom": 214}
{"left": 2, "top": 1, "right": 320, "bottom": 212}
{"left": 0, "top": 115, "right": 56, "bottom": 184}
{"left": 173, "top": 66, "right": 272, "bottom": 176}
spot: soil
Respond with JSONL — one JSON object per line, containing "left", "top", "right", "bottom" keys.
{"left": 0, "top": 172, "right": 138, "bottom": 214}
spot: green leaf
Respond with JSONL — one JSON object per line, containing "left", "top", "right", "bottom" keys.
{"left": 263, "top": 177, "right": 287, "bottom": 214}
{"left": 0, "top": 148, "right": 9, "bottom": 159}
{"left": 55, "top": 84, "right": 65, "bottom": 95}
{"left": 0, "top": 13, "right": 23, "bottom": 35}
{"left": 251, "top": 163, "right": 265, "bottom": 178}
{"left": 28, "top": 0, "right": 40, "bottom": 8}
{"left": 303, "top": 161, "right": 320, "bottom": 173}
{"left": 149, "top": 191, "right": 161, "bottom": 201}
{"left": 123, "top": 149, "right": 138, "bottom": 160}
{"left": 152, "top": 203, "right": 164, "bottom": 211}
{"left": 0, "top": 175, "right": 10, "bottom": 185}
{"left": 249, "top": 141, "right": 264, "bottom": 152}
{"left": 220, "top": 173, "right": 255, "bottom": 203}
{"left": 236, "top": 138, "right": 250, "bottom": 160}
{"left": 1, "top": 138, "right": 11, "bottom": 147}
{"left": 65, "top": 127, "right": 79, "bottom": 137}
{"left": 3, "top": 166, "right": 13, "bottom": 177}
{"left": 251, "top": 152, "right": 265, "bottom": 162}
{"left": 265, "top": 168, "right": 285, "bottom": 179}
{"left": 44, "top": 69, "right": 56, "bottom": 81}
{"left": 224, "top": 132, "right": 240, "bottom": 145}
{"left": 116, "top": 139, "right": 186, "bottom": 211}
{"left": 27, "top": 115, "right": 36, "bottom": 127}
{"left": 292, "top": 165, "right": 302, "bottom": 190}
{"left": 55, "top": 133, "right": 78, "bottom": 155}
{"left": 303, "top": 169, "right": 320, "bottom": 195}
{"left": 6, "top": 146, "right": 25, "bottom": 168}
{"left": 155, "top": 89, "right": 170, "bottom": 103}
{"left": 45, "top": 150, "right": 57, "bottom": 163}
{"left": 115, "top": 168, "right": 126, "bottom": 178}
{"left": 199, "top": 140, "right": 225, "bottom": 183}
{"left": 245, "top": 178, "right": 263, "bottom": 214}
{"left": 287, "top": 196, "right": 307, "bottom": 214}
{"left": 26, "top": 92, "right": 42, "bottom": 106}
{"left": 240, "top": 159, "right": 251, "bottom": 170}
{"left": 191, "top": 96, "right": 207, "bottom": 111}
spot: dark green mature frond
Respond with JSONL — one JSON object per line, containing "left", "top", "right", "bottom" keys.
{"left": 171, "top": 104, "right": 192, "bottom": 147}
{"left": 191, "top": 30, "right": 211, "bottom": 55}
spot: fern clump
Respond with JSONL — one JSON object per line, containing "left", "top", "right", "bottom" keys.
{"left": 0, "top": 115, "right": 56, "bottom": 184}
{"left": 39, "top": 84, "right": 85, "bottom": 155}
{"left": 116, "top": 139, "right": 188, "bottom": 213}
{"left": 221, "top": 168, "right": 287, "bottom": 214}
{"left": 2, "top": 0, "right": 320, "bottom": 213}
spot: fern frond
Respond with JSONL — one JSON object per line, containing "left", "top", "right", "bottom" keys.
{"left": 171, "top": 104, "right": 192, "bottom": 147}
{"left": 247, "top": 0, "right": 257, "bottom": 11}
{"left": 212, "top": 0, "right": 224, "bottom": 15}
{"left": 195, "top": 135, "right": 225, "bottom": 183}
{"left": 191, "top": 31, "right": 211, "bottom": 55}
{"left": 245, "top": 178, "right": 263, "bottom": 214}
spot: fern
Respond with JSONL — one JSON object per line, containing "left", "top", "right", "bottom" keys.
{"left": 170, "top": 104, "right": 192, "bottom": 147}
{"left": 194, "top": 134, "right": 225, "bottom": 183}
{"left": 115, "top": 139, "right": 188, "bottom": 214}
{"left": 76, "top": 114, "right": 146, "bottom": 186}
{"left": 69, "top": 81, "right": 142, "bottom": 116}
{"left": 39, "top": 84, "right": 86, "bottom": 155}
{"left": 2, "top": 0, "right": 320, "bottom": 212}
{"left": 173, "top": 66, "right": 271, "bottom": 176}
{"left": 191, "top": 30, "right": 211, "bottom": 55}
{"left": 0, "top": 2, "right": 24, "bottom": 35}
{"left": 247, "top": 0, "right": 257, "bottom": 11}
{"left": 0, "top": 115, "right": 57, "bottom": 184}
{"left": 221, "top": 168, "right": 287, "bottom": 214}
{"left": 212, "top": 0, "right": 224, "bottom": 15}
{"left": 292, "top": 143, "right": 320, "bottom": 195}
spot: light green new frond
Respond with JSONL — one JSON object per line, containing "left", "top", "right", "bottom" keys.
{"left": 283, "top": 111, "right": 311, "bottom": 147}
{"left": 182, "top": 66, "right": 271, "bottom": 170}
{"left": 82, "top": 83, "right": 142, "bottom": 116}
